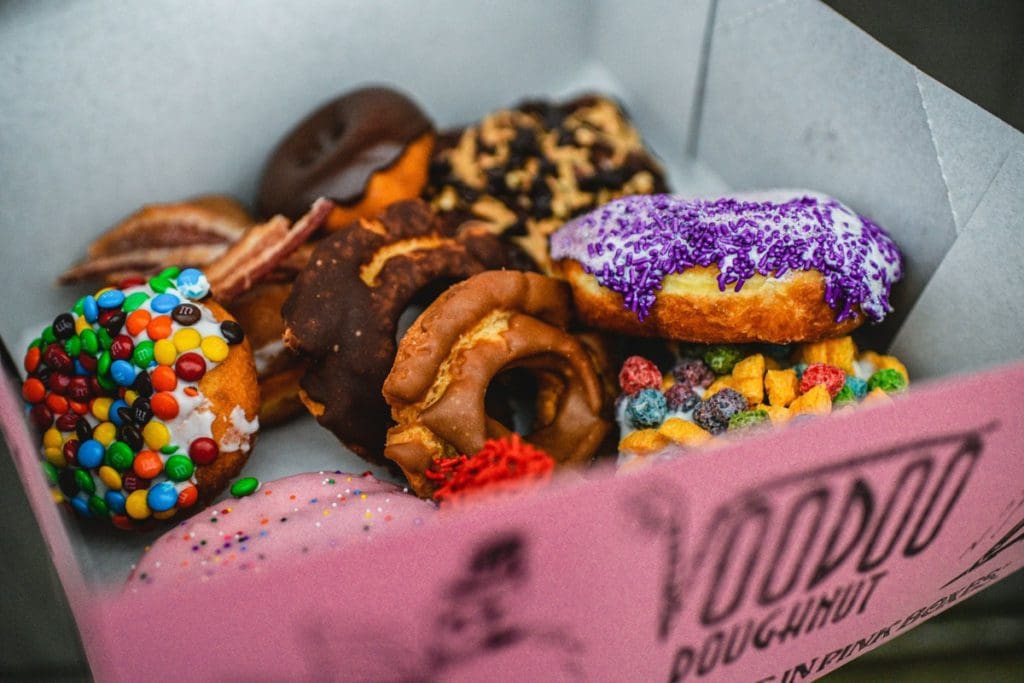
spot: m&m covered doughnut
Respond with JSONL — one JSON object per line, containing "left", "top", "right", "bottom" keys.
{"left": 22, "top": 268, "right": 260, "bottom": 529}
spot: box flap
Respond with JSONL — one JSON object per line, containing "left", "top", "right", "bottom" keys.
{"left": 696, "top": 0, "right": 962, "bottom": 347}
{"left": 891, "top": 146, "right": 1024, "bottom": 375}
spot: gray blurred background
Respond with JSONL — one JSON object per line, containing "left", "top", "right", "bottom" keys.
{"left": 2, "top": 1, "right": 1023, "bottom": 681}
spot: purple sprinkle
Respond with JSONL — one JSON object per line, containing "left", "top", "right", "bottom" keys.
{"left": 551, "top": 193, "right": 903, "bottom": 322}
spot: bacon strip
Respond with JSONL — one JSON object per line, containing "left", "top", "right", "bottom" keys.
{"left": 207, "top": 198, "right": 334, "bottom": 302}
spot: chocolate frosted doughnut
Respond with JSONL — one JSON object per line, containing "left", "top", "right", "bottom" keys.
{"left": 423, "top": 94, "right": 668, "bottom": 272}
{"left": 258, "top": 86, "right": 435, "bottom": 229}
{"left": 382, "top": 271, "right": 609, "bottom": 497}
{"left": 551, "top": 192, "right": 904, "bottom": 343}
{"left": 281, "top": 199, "right": 514, "bottom": 465}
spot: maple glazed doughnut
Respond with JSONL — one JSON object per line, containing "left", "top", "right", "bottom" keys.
{"left": 258, "top": 86, "right": 435, "bottom": 230}
{"left": 550, "top": 192, "right": 904, "bottom": 343}
{"left": 21, "top": 269, "right": 259, "bottom": 529}
{"left": 382, "top": 270, "right": 609, "bottom": 497}
{"left": 281, "top": 199, "right": 514, "bottom": 466}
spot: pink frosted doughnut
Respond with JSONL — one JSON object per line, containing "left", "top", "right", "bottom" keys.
{"left": 127, "top": 471, "right": 435, "bottom": 588}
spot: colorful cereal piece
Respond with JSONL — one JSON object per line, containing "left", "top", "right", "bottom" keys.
{"left": 657, "top": 418, "right": 712, "bottom": 447}
{"left": 619, "top": 429, "right": 671, "bottom": 455}
{"left": 626, "top": 388, "right": 668, "bottom": 428}
{"left": 789, "top": 384, "right": 832, "bottom": 417}
{"left": 868, "top": 368, "right": 907, "bottom": 393}
{"left": 799, "top": 363, "right": 846, "bottom": 398}
{"left": 765, "top": 368, "right": 794, "bottom": 405}
{"left": 703, "top": 345, "right": 744, "bottom": 375}
{"left": 728, "top": 353, "right": 765, "bottom": 406}
{"left": 618, "top": 356, "right": 662, "bottom": 395}
{"left": 795, "top": 336, "right": 857, "bottom": 374}
{"left": 728, "top": 409, "right": 770, "bottom": 431}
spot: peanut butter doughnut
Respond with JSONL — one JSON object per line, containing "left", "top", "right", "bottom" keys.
{"left": 382, "top": 271, "right": 609, "bottom": 497}
{"left": 550, "top": 192, "right": 904, "bottom": 343}
{"left": 281, "top": 199, "right": 514, "bottom": 465}
{"left": 22, "top": 269, "right": 259, "bottom": 529}
{"left": 258, "top": 87, "right": 435, "bottom": 230}
{"left": 423, "top": 94, "right": 667, "bottom": 272}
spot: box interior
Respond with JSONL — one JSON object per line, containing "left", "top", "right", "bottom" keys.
{"left": 1, "top": 0, "right": 1022, "bottom": 590}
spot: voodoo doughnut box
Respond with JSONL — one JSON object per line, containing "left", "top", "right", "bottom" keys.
{"left": 1, "top": 2, "right": 1023, "bottom": 682}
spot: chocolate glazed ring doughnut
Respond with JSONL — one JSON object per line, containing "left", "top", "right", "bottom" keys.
{"left": 281, "top": 199, "right": 514, "bottom": 465}
{"left": 382, "top": 270, "right": 609, "bottom": 497}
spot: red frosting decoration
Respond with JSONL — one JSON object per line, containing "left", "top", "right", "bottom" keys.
{"left": 425, "top": 433, "right": 555, "bottom": 507}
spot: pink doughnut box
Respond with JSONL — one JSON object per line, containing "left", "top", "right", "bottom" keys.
{"left": 1, "top": 1, "right": 1022, "bottom": 681}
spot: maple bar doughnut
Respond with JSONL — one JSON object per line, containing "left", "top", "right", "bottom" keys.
{"left": 382, "top": 270, "right": 609, "bottom": 497}
{"left": 550, "top": 192, "right": 904, "bottom": 343}
{"left": 281, "top": 199, "right": 514, "bottom": 465}
{"left": 258, "top": 86, "right": 435, "bottom": 230}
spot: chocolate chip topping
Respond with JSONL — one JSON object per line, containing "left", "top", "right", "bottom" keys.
{"left": 281, "top": 199, "right": 516, "bottom": 465}
{"left": 258, "top": 87, "right": 435, "bottom": 220}
{"left": 422, "top": 94, "right": 669, "bottom": 271}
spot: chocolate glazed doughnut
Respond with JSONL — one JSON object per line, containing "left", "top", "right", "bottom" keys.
{"left": 281, "top": 199, "right": 514, "bottom": 465}
{"left": 258, "top": 86, "right": 435, "bottom": 229}
{"left": 382, "top": 271, "right": 609, "bottom": 497}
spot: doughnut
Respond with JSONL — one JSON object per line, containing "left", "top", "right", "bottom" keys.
{"left": 258, "top": 86, "right": 435, "bottom": 230}
{"left": 22, "top": 268, "right": 260, "bottom": 529}
{"left": 614, "top": 338, "right": 909, "bottom": 469}
{"left": 382, "top": 270, "right": 609, "bottom": 497}
{"left": 550, "top": 192, "right": 904, "bottom": 343}
{"left": 126, "top": 471, "right": 436, "bottom": 588}
{"left": 281, "top": 199, "right": 515, "bottom": 466}
{"left": 423, "top": 94, "right": 667, "bottom": 272}
{"left": 58, "top": 195, "right": 254, "bottom": 284}
{"left": 58, "top": 197, "right": 334, "bottom": 427}
{"left": 227, "top": 282, "right": 306, "bottom": 425}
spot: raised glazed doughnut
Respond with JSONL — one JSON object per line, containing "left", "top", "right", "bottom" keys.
{"left": 423, "top": 94, "right": 667, "bottom": 272}
{"left": 127, "top": 471, "right": 436, "bottom": 588}
{"left": 281, "top": 199, "right": 515, "bottom": 465}
{"left": 258, "top": 86, "right": 435, "bottom": 229}
{"left": 382, "top": 270, "right": 609, "bottom": 497}
{"left": 550, "top": 192, "right": 904, "bottom": 343}
{"left": 22, "top": 269, "right": 260, "bottom": 529}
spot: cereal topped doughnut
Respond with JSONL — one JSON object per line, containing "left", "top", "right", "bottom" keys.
{"left": 551, "top": 192, "right": 904, "bottom": 343}
{"left": 423, "top": 94, "right": 667, "bottom": 272}
{"left": 614, "top": 338, "right": 909, "bottom": 470}
{"left": 22, "top": 268, "right": 259, "bottom": 529}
